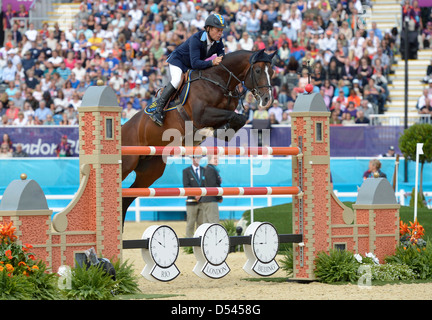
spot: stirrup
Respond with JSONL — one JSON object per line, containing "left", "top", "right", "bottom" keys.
{"left": 150, "top": 111, "right": 164, "bottom": 126}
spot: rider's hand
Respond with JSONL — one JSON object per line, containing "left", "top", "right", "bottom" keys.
{"left": 212, "top": 56, "right": 223, "bottom": 66}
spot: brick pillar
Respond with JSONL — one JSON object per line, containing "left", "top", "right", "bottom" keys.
{"left": 290, "top": 92, "right": 331, "bottom": 281}
{"left": 51, "top": 86, "right": 122, "bottom": 271}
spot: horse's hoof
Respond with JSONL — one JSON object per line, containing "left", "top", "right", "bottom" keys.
{"left": 197, "top": 127, "right": 214, "bottom": 137}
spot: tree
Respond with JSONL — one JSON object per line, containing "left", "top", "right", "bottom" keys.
{"left": 399, "top": 123, "right": 432, "bottom": 207}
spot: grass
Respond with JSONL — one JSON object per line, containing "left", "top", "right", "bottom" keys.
{"left": 241, "top": 202, "right": 432, "bottom": 241}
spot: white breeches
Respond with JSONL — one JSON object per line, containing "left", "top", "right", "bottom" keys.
{"left": 169, "top": 64, "right": 183, "bottom": 89}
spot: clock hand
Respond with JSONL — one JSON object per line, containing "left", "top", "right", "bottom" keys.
{"left": 157, "top": 240, "right": 165, "bottom": 248}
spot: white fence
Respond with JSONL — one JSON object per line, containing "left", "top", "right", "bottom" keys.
{"left": 369, "top": 114, "right": 431, "bottom": 126}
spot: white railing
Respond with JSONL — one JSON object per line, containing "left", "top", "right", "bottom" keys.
{"left": 2, "top": 190, "right": 430, "bottom": 222}
{"left": 369, "top": 114, "right": 431, "bottom": 126}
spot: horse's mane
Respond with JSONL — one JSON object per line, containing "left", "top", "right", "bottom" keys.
{"left": 222, "top": 50, "right": 254, "bottom": 67}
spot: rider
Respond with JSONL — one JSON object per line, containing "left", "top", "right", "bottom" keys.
{"left": 150, "top": 13, "right": 227, "bottom": 126}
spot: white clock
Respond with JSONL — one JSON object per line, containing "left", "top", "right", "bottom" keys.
{"left": 243, "top": 222, "right": 280, "bottom": 276}
{"left": 193, "top": 223, "right": 231, "bottom": 279}
{"left": 141, "top": 225, "right": 180, "bottom": 282}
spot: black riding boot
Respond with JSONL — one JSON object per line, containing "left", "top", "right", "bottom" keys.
{"left": 150, "top": 83, "right": 176, "bottom": 126}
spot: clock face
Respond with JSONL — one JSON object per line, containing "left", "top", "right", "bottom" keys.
{"left": 149, "top": 225, "right": 179, "bottom": 268}
{"left": 202, "top": 224, "right": 230, "bottom": 266}
{"left": 252, "top": 223, "right": 279, "bottom": 263}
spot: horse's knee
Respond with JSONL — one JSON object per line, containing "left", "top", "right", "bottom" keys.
{"left": 229, "top": 113, "right": 248, "bottom": 131}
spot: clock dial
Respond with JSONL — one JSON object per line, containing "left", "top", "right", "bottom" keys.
{"left": 149, "top": 225, "right": 179, "bottom": 268}
{"left": 252, "top": 222, "right": 279, "bottom": 263}
{"left": 202, "top": 224, "right": 230, "bottom": 266}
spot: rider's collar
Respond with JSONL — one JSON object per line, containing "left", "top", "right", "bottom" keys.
{"left": 201, "top": 31, "right": 220, "bottom": 43}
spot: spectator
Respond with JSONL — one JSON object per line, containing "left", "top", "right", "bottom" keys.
{"left": 56, "top": 135, "right": 72, "bottom": 157}
{"left": 355, "top": 109, "right": 370, "bottom": 124}
{"left": 0, "top": 102, "right": 6, "bottom": 118}
{"left": 124, "top": 101, "right": 138, "bottom": 120}
{"left": 2, "top": 60, "right": 17, "bottom": 84}
{"left": 419, "top": 96, "right": 432, "bottom": 116}
{"left": 1, "top": 133, "right": 13, "bottom": 150}
{"left": 12, "top": 111, "right": 27, "bottom": 126}
{"left": 364, "top": 78, "right": 386, "bottom": 114}
{"left": 282, "top": 21, "right": 297, "bottom": 42}
{"left": 0, "top": 144, "right": 12, "bottom": 158}
{"left": 421, "top": 59, "right": 432, "bottom": 84}
{"left": 44, "top": 114, "right": 55, "bottom": 125}
{"left": 25, "top": 69, "right": 39, "bottom": 89}
{"left": 347, "top": 88, "right": 361, "bottom": 108}
{"left": 34, "top": 100, "right": 52, "bottom": 122}
{"left": 5, "top": 100, "right": 19, "bottom": 124}
{"left": 357, "top": 57, "right": 373, "bottom": 87}
{"left": 259, "top": 14, "right": 273, "bottom": 37}
{"left": 12, "top": 143, "right": 28, "bottom": 157}
{"left": 268, "top": 99, "right": 284, "bottom": 123}
{"left": 363, "top": 159, "right": 387, "bottom": 180}
{"left": 253, "top": 104, "right": 269, "bottom": 120}
{"left": 238, "top": 32, "right": 254, "bottom": 51}
{"left": 47, "top": 50, "right": 63, "bottom": 68}
{"left": 246, "top": 10, "right": 260, "bottom": 38}
{"left": 330, "top": 109, "right": 342, "bottom": 124}
{"left": 417, "top": 88, "right": 432, "bottom": 111}
{"left": 422, "top": 21, "right": 432, "bottom": 49}
{"left": 239, "top": 102, "right": 254, "bottom": 124}
{"left": 358, "top": 99, "right": 376, "bottom": 118}
{"left": 382, "top": 146, "right": 395, "bottom": 158}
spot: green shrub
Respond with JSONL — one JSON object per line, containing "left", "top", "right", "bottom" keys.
{"left": 279, "top": 247, "right": 294, "bottom": 277}
{"left": 26, "top": 261, "right": 61, "bottom": 300}
{"left": 385, "top": 241, "right": 432, "bottom": 279}
{"left": 0, "top": 271, "right": 33, "bottom": 300}
{"left": 314, "top": 249, "right": 359, "bottom": 283}
{"left": 367, "top": 263, "right": 417, "bottom": 282}
{"left": 112, "top": 259, "right": 141, "bottom": 295}
{"left": 62, "top": 262, "right": 118, "bottom": 300}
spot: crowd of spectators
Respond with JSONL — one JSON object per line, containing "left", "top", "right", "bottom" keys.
{"left": 0, "top": 0, "right": 430, "bottom": 131}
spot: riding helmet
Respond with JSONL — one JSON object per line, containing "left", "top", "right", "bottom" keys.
{"left": 205, "top": 13, "right": 226, "bottom": 29}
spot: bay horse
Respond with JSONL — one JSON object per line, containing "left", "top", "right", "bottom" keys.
{"left": 121, "top": 49, "right": 275, "bottom": 224}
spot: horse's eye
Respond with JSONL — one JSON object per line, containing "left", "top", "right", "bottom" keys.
{"left": 255, "top": 69, "right": 261, "bottom": 74}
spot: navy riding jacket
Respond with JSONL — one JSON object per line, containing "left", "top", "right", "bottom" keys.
{"left": 167, "top": 30, "right": 225, "bottom": 73}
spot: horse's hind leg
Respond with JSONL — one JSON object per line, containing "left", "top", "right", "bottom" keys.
{"left": 121, "top": 156, "right": 167, "bottom": 225}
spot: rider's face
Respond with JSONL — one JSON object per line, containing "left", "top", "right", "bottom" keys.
{"left": 208, "top": 27, "right": 224, "bottom": 41}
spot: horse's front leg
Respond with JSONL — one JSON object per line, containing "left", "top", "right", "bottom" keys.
{"left": 196, "top": 106, "right": 248, "bottom": 141}
{"left": 212, "top": 112, "right": 248, "bottom": 141}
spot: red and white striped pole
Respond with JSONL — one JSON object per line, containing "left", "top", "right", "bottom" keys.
{"left": 121, "top": 146, "right": 300, "bottom": 156}
{"left": 122, "top": 186, "right": 300, "bottom": 198}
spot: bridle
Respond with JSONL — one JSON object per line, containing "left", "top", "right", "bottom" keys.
{"left": 186, "top": 59, "right": 273, "bottom": 107}
{"left": 244, "top": 63, "right": 273, "bottom": 103}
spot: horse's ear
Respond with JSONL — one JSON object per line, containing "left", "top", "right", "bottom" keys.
{"left": 270, "top": 51, "right": 277, "bottom": 59}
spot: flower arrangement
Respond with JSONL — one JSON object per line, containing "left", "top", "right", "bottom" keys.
{"left": 354, "top": 252, "right": 380, "bottom": 265}
{"left": 1, "top": 220, "right": 141, "bottom": 300}
{"left": 399, "top": 219, "right": 426, "bottom": 249}
{"left": 0, "top": 221, "right": 40, "bottom": 277}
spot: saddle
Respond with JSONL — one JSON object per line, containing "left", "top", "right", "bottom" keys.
{"left": 144, "top": 71, "right": 192, "bottom": 116}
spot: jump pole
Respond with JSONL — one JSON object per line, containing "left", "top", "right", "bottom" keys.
{"left": 121, "top": 146, "right": 300, "bottom": 156}
{"left": 122, "top": 186, "right": 300, "bottom": 198}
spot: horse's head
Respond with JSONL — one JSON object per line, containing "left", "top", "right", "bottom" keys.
{"left": 244, "top": 49, "right": 276, "bottom": 109}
